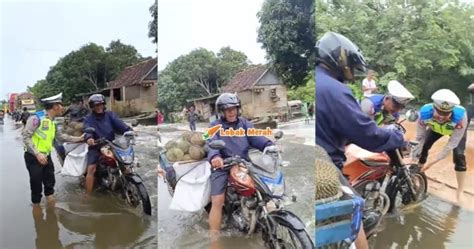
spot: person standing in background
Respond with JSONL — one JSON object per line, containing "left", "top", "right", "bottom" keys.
{"left": 188, "top": 106, "right": 198, "bottom": 131}
{"left": 362, "top": 69, "right": 378, "bottom": 97}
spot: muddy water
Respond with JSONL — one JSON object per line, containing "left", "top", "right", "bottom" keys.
{"left": 0, "top": 118, "right": 157, "bottom": 248}
{"left": 372, "top": 195, "right": 474, "bottom": 248}
{"left": 158, "top": 126, "right": 315, "bottom": 249}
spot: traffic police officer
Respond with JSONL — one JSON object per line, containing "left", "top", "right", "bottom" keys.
{"left": 414, "top": 89, "right": 468, "bottom": 202}
{"left": 360, "top": 80, "right": 415, "bottom": 126}
{"left": 22, "top": 93, "right": 83, "bottom": 206}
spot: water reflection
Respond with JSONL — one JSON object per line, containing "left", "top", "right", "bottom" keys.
{"left": 373, "top": 197, "right": 463, "bottom": 249}
{"left": 32, "top": 204, "right": 62, "bottom": 249}
{"left": 55, "top": 197, "right": 151, "bottom": 248}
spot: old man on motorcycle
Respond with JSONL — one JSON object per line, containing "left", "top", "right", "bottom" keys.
{"left": 83, "top": 94, "right": 133, "bottom": 195}
{"left": 207, "top": 93, "right": 273, "bottom": 240}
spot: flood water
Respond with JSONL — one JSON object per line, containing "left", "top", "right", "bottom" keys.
{"left": 157, "top": 125, "right": 315, "bottom": 249}
{"left": 0, "top": 117, "right": 157, "bottom": 248}
{"left": 372, "top": 195, "right": 474, "bottom": 249}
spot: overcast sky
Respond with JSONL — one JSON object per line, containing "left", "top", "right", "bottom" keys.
{"left": 0, "top": 0, "right": 156, "bottom": 100}
{"left": 158, "top": 0, "right": 267, "bottom": 71}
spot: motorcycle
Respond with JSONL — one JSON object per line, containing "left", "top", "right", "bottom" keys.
{"left": 342, "top": 114, "right": 428, "bottom": 237}
{"left": 83, "top": 127, "right": 152, "bottom": 215}
{"left": 159, "top": 131, "right": 314, "bottom": 249}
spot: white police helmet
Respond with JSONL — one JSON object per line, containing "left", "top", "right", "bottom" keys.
{"left": 431, "top": 89, "right": 460, "bottom": 112}
{"left": 387, "top": 80, "right": 414, "bottom": 107}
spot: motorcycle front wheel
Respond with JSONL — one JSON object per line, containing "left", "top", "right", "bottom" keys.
{"left": 263, "top": 217, "right": 314, "bottom": 249}
{"left": 125, "top": 181, "right": 152, "bottom": 215}
{"left": 388, "top": 164, "right": 428, "bottom": 213}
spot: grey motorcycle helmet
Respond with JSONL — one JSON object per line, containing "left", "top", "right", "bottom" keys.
{"left": 316, "top": 31, "right": 367, "bottom": 82}
{"left": 215, "top": 93, "right": 241, "bottom": 118}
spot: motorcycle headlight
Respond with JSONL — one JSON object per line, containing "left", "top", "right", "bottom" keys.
{"left": 267, "top": 182, "right": 285, "bottom": 197}
{"left": 121, "top": 155, "right": 134, "bottom": 164}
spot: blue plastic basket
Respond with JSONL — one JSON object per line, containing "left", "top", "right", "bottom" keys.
{"left": 315, "top": 195, "right": 364, "bottom": 248}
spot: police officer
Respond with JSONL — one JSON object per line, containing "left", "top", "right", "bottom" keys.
{"left": 315, "top": 32, "right": 406, "bottom": 249}
{"left": 22, "top": 93, "right": 84, "bottom": 206}
{"left": 414, "top": 89, "right": 468, "bottom": 202}
{"left": 360, "top": 80, "right": 415, "bottom": 126}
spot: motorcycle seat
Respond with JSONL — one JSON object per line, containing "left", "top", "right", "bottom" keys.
{"left": 361, "top": 159, "right": 390, "bottom": 167}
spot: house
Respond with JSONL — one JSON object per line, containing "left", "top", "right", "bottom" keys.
{"left": 78, "top": 58, "right": 157, "bottom": 117}
{"left": 187, "top": 94, "right": 220, "bottom": 122}
{"left": 107, "top": 58, "right": 157, "bottom": 116}
{"left": 222, "top": 65, "right": 288, "bottom": 119}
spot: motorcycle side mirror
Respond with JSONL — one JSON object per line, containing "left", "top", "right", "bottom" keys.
{"left": 84, "top": 127, "right": 95, "bottom": 134}
{"left": 208, "top": 140, "right": 226, "bottom": 150}
{"left": 274, "top": 130, "right": 283, "bottom": 140}
{"left": 406, "top": 109, "right": 419, "bottom": 122}
{"left": 131, "top": 119, "right": 138, "bottom": 127}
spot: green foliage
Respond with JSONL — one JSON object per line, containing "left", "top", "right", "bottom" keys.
{"left": 257, "top": 0, "right": 316, "bottom": 87}
{"left": 148, "top": 0, "right": 157, "bottom": 44}
{"left": 158, "top": 47, "right": 249, "bottom": 116}
{"left": 287, "top": 72, "right": 315, "bottom": 103}
{"left": 316, "top": 0, "right": 474, "bottom": 105}
{"left": 28, "top": 40, "right": 142, "bottom": 103}
{"left": 347, "top": 83, "right": 363, "bottom": 102}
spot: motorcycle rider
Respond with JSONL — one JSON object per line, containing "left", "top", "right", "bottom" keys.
{"left": 21, "top": 93, "right": 84, "bottom": 206}
{"left": 315, "top": 31, "right": 406, "bottom": 248}
{"left": 360, "top": 80, "right": 415, "bottom": 126}
{"left": 207, "top": 93, "right": 273, "bottom": 240}
{"left": 83, "top": 94, "right": 133, "bottom": 195}
{"left": 413, "top": 89, "right": 468, "bottom": 202}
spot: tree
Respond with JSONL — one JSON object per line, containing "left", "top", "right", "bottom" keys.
{"left": 287, "top": 72, "right": 315, "bottom": 103}
{"left": 257, "top": 0, "right": 316, "bottom": 87}
{"left": 316, "top": 0, "right": 474, "bottom": 104}
{"left": 216, "top": 46, "right": 251, "bottom": 88}
{"left": 158, "top": 47, "right": 250, "bottom": 115}
{"left": 29, "top": 41, "right": 142, "bottom": 103}
{"left": 148, "top": 0, "right": 157, "bottom": 44}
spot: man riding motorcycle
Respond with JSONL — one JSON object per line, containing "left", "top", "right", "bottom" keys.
{"left": 83, "top": 94, "right": 133, "bottom": 195}
{"left": 360, "top": 80, "right": 415, "bottom": 126}
{"left": 315, "top": 31, "right": 407, "bottom": 248}
{"left": 413, "top": 89, "right": 468, "bottom": 202}
{"left": 207, "top": 93, "right": 273, "bottom": 241}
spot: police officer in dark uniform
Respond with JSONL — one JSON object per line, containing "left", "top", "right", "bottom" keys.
{"left": 22, "top": 93, "right": 83, "bottom": 207}
{"left": 315, "top": 32, "right": 406, "bottom": 249}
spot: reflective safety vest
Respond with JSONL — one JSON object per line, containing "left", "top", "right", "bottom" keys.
{"left": 419, "top": 104, "right": 465, "bottom": 136}
{"left": 31, "top": 111, "right": 56, "bottom": 154}
{"left": 368, "top": 94, "right": 398, "bottom": 126}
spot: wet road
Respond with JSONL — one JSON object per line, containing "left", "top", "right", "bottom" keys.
{"left": 157, "top": 123, "right": 315, "bottom": 249}
{"left": 0, "top": 117, "right": 157, "bottom": 249}
{"left": 372, "top": 195, "right": 474, "bottom": 248}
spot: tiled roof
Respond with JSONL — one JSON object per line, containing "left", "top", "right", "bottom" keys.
{"left": 109, "top": 58, "right": 157, "bottom": 89}
{"left": 222, "top": 65, "right": 268, "bottom": 92}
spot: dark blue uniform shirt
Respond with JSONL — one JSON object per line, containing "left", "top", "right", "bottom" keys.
{"left": 83, "top": 111, "right": 131, "bottom": 141}
{"left": 315, "top": 66, "right": 404, "bottom": 168}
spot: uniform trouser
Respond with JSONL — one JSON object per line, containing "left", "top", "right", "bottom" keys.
{"left": 24, "top": 152, "right": 55, "bottom": 204}
{"left": 418, "top": 129, "right": 467, "bottom": 172}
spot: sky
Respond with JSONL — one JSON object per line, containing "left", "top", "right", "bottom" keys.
{"left": 158, "top": 0, "right": 267, "bottom": 71}
{"left": 0, "top": 0, "right": 156, "bottom": 100}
